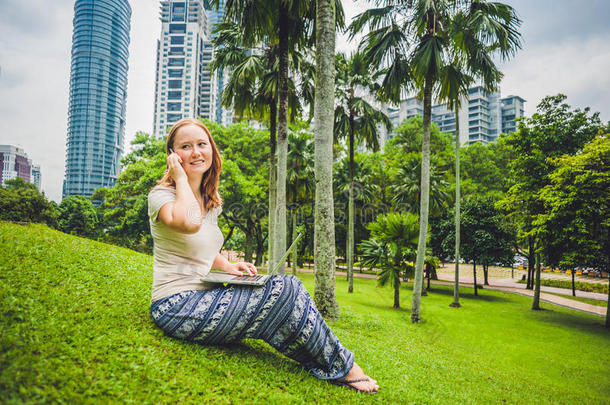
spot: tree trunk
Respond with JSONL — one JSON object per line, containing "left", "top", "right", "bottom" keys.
{"left": 606, "top": 269, "right": 610, "bottom": 328}
{"left": 451, "top": 108, "right": 461, "bottom": 308}
{"left": 220, "top": 225, "right": 235, "bottom": 251}
{"left": 527, "top": 236, "right": 534, "bottom": 289}
{"left": 254, "top": 223, "right": 264, "bottom": 267}
{"left": 244, "top": 227, "right": 253, "bottom": 264}
{"left": 292, "top": 209, "right": 298, "bottom": 275}
{"left": 421, "top": 269, "right": 428, "bottom": 296}
{"left": 273, "top": 4, "right": 289, "bottom": 275}
{"left": 484, "top": 263, "right": 489, "bottom": 285}
{"left": 430, "top": 265, "right": 438, "bottom": 280}
{"left": 426, "top": 263, "right": 431, "bottom": 290}
{"left": 347, "top": 109, "right": 355, "bottom": 293}
{"left": 313, "top": 0, "right": 339, "bottom": 319}
{"left": 268, "top": 101, "right": 277, "bottom": 270}
{"left": 532, "top": 251, "right": 542, "bottom": 310}
{"left": 473, "top": 261, "right": 478, "bottom": 296}
{"left": 394, "top": 280, "right": 400, "bottom": 309}
{"left": 411, "top": 76, "right": 433, "bottom": 323}
{"left": 571, "top": 270, "right": 576, "bottom": 296}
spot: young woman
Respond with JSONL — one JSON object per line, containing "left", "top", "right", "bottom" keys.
{"left": 148, "top": 118, "right": 378, "bottom": 393}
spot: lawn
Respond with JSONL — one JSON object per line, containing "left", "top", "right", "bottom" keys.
{"left": 1, "top": 222, "right": 609, "bottom": 404}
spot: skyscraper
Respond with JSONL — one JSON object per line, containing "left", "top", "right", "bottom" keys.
{"left": 385, "top": 86, "right": 525, "bottom": 145}
{"left": 153, "top": 0, "right": 217, "bottom": 137}
{"left": 208, "top": 0, "right": 233, "bottom": 126}
{"left": 63, "top": 0, "right": 132, "bottom": 199}
{"left": 501, "top": 95, "right": 526, "bottom": 134}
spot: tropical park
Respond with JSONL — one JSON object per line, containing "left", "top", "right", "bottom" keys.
{"left": 1, "top": 0, "right": 609, "bottom": 403}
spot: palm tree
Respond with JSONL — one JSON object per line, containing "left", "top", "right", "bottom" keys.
{"left": 438, "top": 2, "right": 522, "bottom": 307}
{"left": 287, "top": 129, "right": 315, "bottom": 274}
{"left": 210, "top": 18, "right": 313, "bottom": 271}
{"left": 350, "top": 0, "right": 521, "bottom": 322}
{"left": 359, "top": 212, "right": 419, "bottom": 309}
{"left": 334, "top": 52, "right": 391, "bottom": 293}
{"left": 313, "top": 0, "right": 339, "bottom": 319}
{"left": 334, "top": 155, "right": 381, "bottom": 275}
{"left": 437, "top": 64, "right": 472, "bottom": 308}
{"left": 390, "top": 154, "right": 450, "bottom": 217}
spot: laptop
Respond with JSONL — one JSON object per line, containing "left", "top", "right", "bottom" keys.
{"left": 201, "top": 233, "right": 303, "bottom": 286}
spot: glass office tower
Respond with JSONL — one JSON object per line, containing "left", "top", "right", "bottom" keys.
{"left": 63, "top": 0, "right": 132, "bottom": 199}
{"left": 208, "top": 0, "right": 233, "bottom": 125}
{"left": 152, "top": 0, "right": 216, "bottom": 137}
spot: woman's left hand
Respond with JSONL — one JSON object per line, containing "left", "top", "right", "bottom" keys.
{"left": 227, "top": 262, "right": 258, "bottom": 277}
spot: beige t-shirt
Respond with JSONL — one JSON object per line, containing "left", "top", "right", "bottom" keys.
{"left": 148, "top": 186, "right": 224, "bottom": 302}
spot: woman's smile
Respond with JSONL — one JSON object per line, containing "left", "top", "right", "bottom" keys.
{"left": 172, "top": 124, "right": 214, "bottom": 176}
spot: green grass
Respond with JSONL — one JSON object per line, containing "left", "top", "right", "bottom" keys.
{"left": 543, "top": 291, "right": 608, "bottom": 308}
{"left": 1, "top": 222, "right": 609, "bottom": 404}
{"left": 518, "top": 277, "right": 609, "bottom": 294}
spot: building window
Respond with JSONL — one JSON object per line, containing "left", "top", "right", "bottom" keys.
{"left": 169, "top": 24, "right": 186, "bottom": 34}
{"left": 168, "top": 69, "right": 182, "bottom": 77}
{"left": 168, "top": 58, "right": 185, "bottom": 66}
{"left": 171, "top": 36, "right": 184, "bottom": 45}
{"left": 167, "top": 113, "right": 182, "bottom": 122}
{"left": 167, "top": 102, "right": 181, "bottom": 111}
{"left": 169, "top": 80, "right": 182, "bottom": 89}
{"left": 168, "top": 91, "right": 181, "bottom": 100}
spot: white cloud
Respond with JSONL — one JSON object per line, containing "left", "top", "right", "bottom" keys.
{"left": 500, "top": 37, "right": 610, "bottom": 120}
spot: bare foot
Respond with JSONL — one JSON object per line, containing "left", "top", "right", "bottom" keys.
{"left": 334, "top": 362, "right": 379, "bottom": 393}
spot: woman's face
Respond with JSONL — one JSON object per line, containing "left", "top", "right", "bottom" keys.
{"left": 172, "top": 124, "right": 214, "bottom": 178}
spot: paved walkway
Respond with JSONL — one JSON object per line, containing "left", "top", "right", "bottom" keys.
{"left": 293, "top": 266, "right": 608, "bottom": 317}
{"left": 432, "top": 273, "right": 607, "bottom": 317}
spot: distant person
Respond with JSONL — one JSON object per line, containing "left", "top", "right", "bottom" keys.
{"left": 147, "top": 118, "right": 378, "bottom": 393}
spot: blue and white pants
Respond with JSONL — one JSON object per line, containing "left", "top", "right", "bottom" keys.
{"left": 150, "top": 274, "right": 354, "bottom": 380}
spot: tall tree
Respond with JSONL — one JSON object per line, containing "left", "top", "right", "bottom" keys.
{"left": 438, "top": 1, "right": 523, "bottom": 306}
{"left": 287, "top": 128, "right": 315, "bottom": 273}
{"left": 210, "top": 18, "right": 308, "bottom": 271}
{"left": 351, "top": 0, "right": 521, "bottom": 322}
{"left": 440, "top": 195, "right": 515, "bottom": 296}
{"left": 334, "top": 52, "right": 391, "bottom": 293}
{"left": 499, "top": 95, "right": 605, "bottom": 309}
{"left": 534, "top": 135, "right": 610, "bottom": 326}
{"left": 314, "top": 0, "right": 339, "bottom": 318}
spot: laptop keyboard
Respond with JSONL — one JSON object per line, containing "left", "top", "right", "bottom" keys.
{"left": 231, "top": 275, "right": 266, "bottom": 281}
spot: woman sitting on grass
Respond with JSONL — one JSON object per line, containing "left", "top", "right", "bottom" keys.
{"left": 148, "top": 118, "right": 379, "bottom": 393}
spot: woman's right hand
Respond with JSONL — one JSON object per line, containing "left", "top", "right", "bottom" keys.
{"left": 167, "top": 152, "right": 187, "bottom": 183}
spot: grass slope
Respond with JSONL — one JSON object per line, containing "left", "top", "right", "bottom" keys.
{"left": 1, "top": 222, "right": 609, "bottom": 404}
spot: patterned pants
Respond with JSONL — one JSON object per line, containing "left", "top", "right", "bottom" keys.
{"left": 150, "top": 274, "right": 354, "bottom": 380}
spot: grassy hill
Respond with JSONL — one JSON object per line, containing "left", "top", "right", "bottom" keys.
{"left": 1, "top": 222, "right": 609, "bottom": 404}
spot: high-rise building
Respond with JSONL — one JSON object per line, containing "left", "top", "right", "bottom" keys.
{"left": 386, "top": 86, "right": 525, "bottom": 145}
{"left": 153, "top": 0, "right": 217, "bottom": 137}
{"left": 63, "top": 0, "right": 132, "bottom": 199}
{"left": 501, "top": 95, "right": 526, "bottom": 134}
{"left": 0, "top": 145, "right": 40, "bottom": 189}
{"left": 208, "top": 0, "right": 233, "bottom": 126}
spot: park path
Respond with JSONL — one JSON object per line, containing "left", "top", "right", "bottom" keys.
{"left": 289, "top": 266, "right": 607, "bottom": 317}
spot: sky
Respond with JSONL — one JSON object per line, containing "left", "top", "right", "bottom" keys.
{"left": 0, "top": 0, "right": 609, "bottom": 202}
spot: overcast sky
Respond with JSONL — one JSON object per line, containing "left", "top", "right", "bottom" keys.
{"left": 1, "top": 0, "right": 609, "bottom": 202}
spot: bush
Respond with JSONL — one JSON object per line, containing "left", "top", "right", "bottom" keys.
{"left": 0, "top": 178, "right": 57, "bottom": 227}
{"left": 517, "top": 278, "right": 608, "bottom": 294}
{"left": 57, "top": 195, "right": 99, "bottom": 238}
